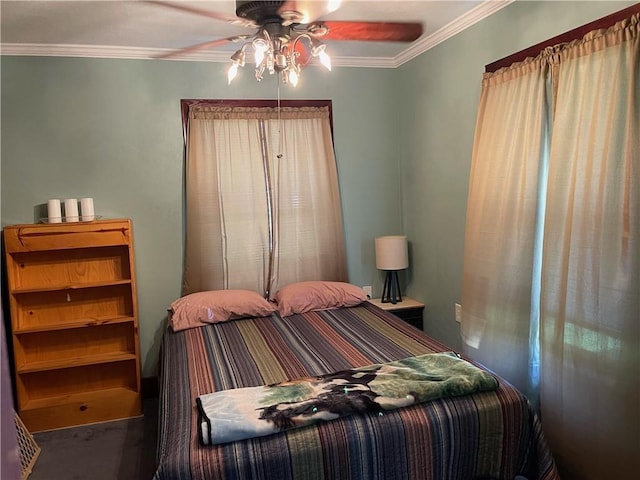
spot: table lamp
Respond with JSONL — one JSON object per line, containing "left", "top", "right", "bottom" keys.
{"left": 375, "top": 235, "right": 408, "bottom": 304}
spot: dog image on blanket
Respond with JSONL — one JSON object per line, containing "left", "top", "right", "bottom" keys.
{"left": 257, "top": 366, "right": 418, "bottom": 430}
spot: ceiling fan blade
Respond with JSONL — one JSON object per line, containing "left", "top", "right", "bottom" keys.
{"left": 146, "top": 1, "right": 256, "bottom": 27}
{"left": 320, "top": 21, "right": 423, "bottom": 42}
{"left": 156, "top": 35, "right": 249, "bottom": 59}
{"left": 278, "top": 0, "right": 340, "bottom": 24}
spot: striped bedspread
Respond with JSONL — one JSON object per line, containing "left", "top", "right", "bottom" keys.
{"left": 154, "top": 302, "right": 560, "bottom": 480}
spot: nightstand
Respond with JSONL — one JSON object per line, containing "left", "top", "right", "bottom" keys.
{"left": 368, "top": 297, "right": 425, "bottom": 330}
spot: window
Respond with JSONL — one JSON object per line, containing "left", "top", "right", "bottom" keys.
{"left": 181, "top": 100, "right": 347, "bottom": 298}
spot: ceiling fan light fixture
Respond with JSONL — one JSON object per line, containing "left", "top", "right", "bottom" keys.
{"left": 280, "top": 10, "right": 305, "bottom": 26}
{"left": 230, "top": 26, "right": 303, "bottom": 86}
{"left": 306, "top": 24, "right": 329, "bottom": 37}
{"left": 255, "top": 63, "right": 266, "bottom": 82}
{"left": 310, "top": 42, "right": 332, "bottom": 71}
{"left": 288, "top": 68, "right": 299, "bottom": 87}
{"left": 286, "top": 54, "right": 300, "bottom": 86}
{"left": 225, "top": 2, "right": 364, "bottom": 87}
{"left": 230, "top": 47, "right": 246, "bottom": 67}
{"left": 157, "top": 0, "right": 422, "bottom": 86}
{"left": 252, "top": 37, "right": 269, "bottom": 65}
{"left": 318, "top": 50, "right": 331, "bottom": 71}
{"left": 227, "top": 63, "right": 239, "bottom": 84}
{"left": 274, "top": 51, "right": 288, "bottom": 71}
{"left": 227, "top": 46, "right": 247, "bottom": 84}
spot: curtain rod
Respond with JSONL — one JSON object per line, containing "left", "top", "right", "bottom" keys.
{"left": 485, "top": 3, "right": 640, "bottom": 73}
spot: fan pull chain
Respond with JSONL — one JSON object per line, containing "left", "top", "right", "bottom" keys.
{"left": 277, "top": 82, "right": 283, "bottom": 160}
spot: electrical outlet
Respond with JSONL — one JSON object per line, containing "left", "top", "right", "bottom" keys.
{"left": 363, "top": 286, "right": 372, "bottom": 299}
{"left": 455, "top": 303, "right": 462, "bottom": 323}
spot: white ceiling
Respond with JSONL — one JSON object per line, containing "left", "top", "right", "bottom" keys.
{"left": 0, "top": 0, "right": 513, "bottom": 67}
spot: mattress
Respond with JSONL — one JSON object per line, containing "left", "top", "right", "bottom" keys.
{"left": 153, "top": 302, "right": 559, "bottom": 480}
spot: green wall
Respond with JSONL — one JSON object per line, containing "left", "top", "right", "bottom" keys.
{"left": 0, "top": 57, "right": 403, "bottom": 376}
{"left": 398, "top": 0, "right": 635, "bottom": 351}
{"left": 1, "top": 1, "right": 633, "bottom": 376}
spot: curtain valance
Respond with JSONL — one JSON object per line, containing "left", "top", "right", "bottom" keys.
{"left": 189, "top": 105, "right": 330, "bottom": 120}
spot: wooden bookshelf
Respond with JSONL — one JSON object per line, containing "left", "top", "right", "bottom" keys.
{"left": 3, "top": 219, "right": 142, "bottom": 431}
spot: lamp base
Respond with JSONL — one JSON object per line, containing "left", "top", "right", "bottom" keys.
{"left": 381, "top": 270, "right": 403, "bottom": 305}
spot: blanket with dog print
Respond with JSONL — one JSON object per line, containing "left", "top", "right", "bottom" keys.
{"left": 196, "top": 351, "right": 498, "bottom": 445}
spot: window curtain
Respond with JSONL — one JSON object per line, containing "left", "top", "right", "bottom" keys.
{"left": 461, "top": 57, "right": 551, "bottom": 401}
{"left": 183, "top": 104, "right": 347, "bottom": 297}
{"left": 462, "top": 14, "right": 639, "bottom": 480}
{"left": 539, "top": 17, "right": 639, "bottom": 480}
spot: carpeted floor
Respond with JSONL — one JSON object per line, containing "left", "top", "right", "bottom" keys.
{"left": 27, "top": 398, "right": 158, "bottom": 480}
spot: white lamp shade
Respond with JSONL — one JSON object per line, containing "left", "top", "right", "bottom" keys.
{"left": 375, "top": 236, "right": 408, "bottom": 270}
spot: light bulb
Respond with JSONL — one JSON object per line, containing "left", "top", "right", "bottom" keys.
{"left": 318, "top": 50, "right": 332, "bottom": 71}
{"left": 328, "top": 0, "right": 341, "bottom": 13}
{"left": 288, "top": 69, "right": 299, "bottom": 87}
{"left": 228, "top": 63, "right": 239, "bottom": 84}
{"left": 253, "top": 39, "right": 268, "bottom": 65}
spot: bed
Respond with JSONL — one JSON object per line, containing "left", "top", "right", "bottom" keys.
{"left": 153, "top": 287, "right": 559, "bottom": 480}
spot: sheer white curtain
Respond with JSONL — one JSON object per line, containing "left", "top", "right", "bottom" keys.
{"left": 462, "top": 13, "right": 639, "bottom": 480}
{"left": 182, "top": 104, "right": 347, "bottom": 297}
{"left": 268, "top": 111, "right": 347, "bottom": 290}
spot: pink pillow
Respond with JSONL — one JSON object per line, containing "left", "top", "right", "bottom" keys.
{"left": 169, "top": 290, "right": 276, "bottom": 332}
{"left": 273, "top": 281, "right": 368, "bottom": 316}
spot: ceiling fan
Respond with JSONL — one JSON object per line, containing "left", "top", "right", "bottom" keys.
{"left": 149, "top": 1, "right": 424, "bottom": 86}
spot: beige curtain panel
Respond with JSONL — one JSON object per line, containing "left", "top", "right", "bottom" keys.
{"left": 539, "top": 15, "right": 639, "bottom": 480}
{"left": 461, "top": 57, "right": 550, "bottom": 399}
{"left": 462, "top": 13, "right": 639, "bottom": 480}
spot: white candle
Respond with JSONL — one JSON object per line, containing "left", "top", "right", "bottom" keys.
{"left": 64, "top": 198, "right": 79, "bottom": 222}
{"left": 80, "top": 197, "right": 95, "bottom": 221}
{"left": 47, "top": 199, "right": 62, "bottom": 223}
